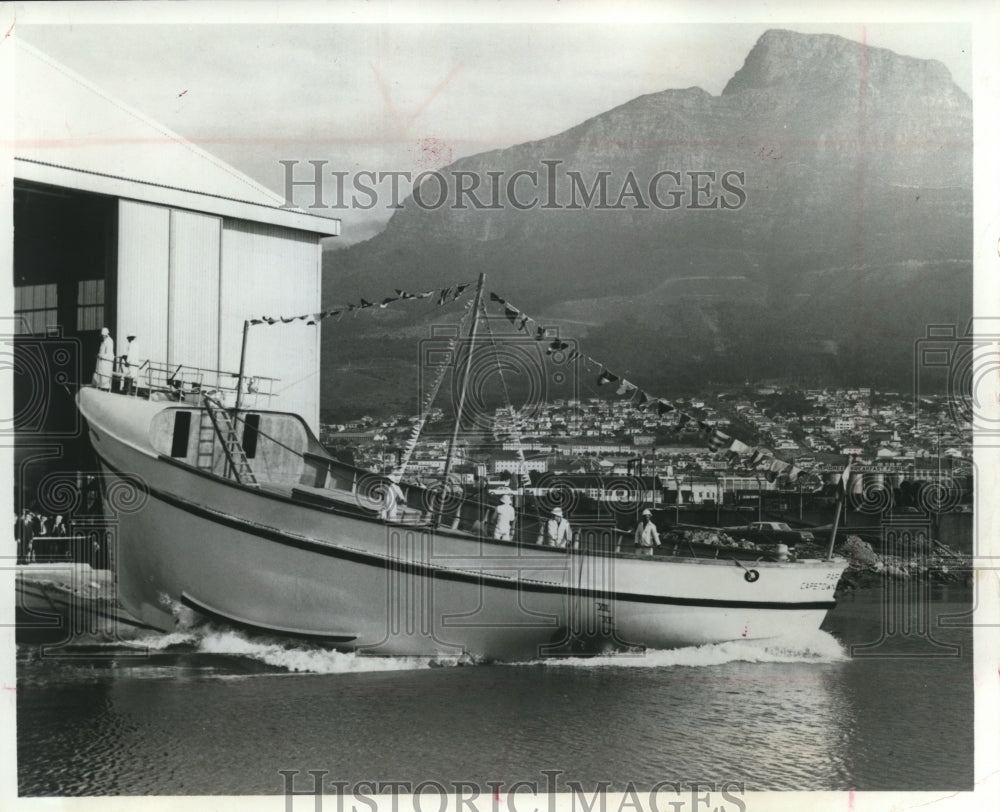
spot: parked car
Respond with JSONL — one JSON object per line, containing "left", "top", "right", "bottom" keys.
{"left": 734, "top": 521, "right": 815, "bottom": 545}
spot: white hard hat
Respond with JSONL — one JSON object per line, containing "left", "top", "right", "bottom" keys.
{"left": 642, "top": 508, "right": 652, "bottom": 516}
{"left": 552, "top": 507, "right": 563, "bottom": 517}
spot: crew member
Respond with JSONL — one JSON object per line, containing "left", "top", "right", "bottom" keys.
{"left": 544, "top": 507, "right": 572, "bottom": 548}
{"left": 94, "top": 327, "right": 114, "bottom": 390}
{"left": 634, "top": 508, "right": 661, "bottom": 556}
{"left": 493, "top": 493, "right": 516, "bottom": 541}
{"left": 122, "top": 334, "right": 144, "bottom": 395}
{"left": 379, "top": 478, "right": 406, "bottom": 521}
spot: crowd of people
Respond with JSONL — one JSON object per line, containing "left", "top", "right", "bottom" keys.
{"left": 15, "top": 509, "right": 106, "bottom": 568}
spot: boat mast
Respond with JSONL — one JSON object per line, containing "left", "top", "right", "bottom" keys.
{"left": 826, "top": 461, "right": 852, "bottom": 560}
{"left": 234, "top": 319, "right": 251, "bottom": 414}
{"left": 437, "top": 272, "right": 486, "bottom": 525}
{"left": 825, "top": 489, "right": 845, "bottom": 560}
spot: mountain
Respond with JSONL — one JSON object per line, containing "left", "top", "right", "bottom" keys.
{"left": 320, "top": 29, "right": 971, "bottom": 420}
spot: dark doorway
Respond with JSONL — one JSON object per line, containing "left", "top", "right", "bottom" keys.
{"left": 11, "top": 181, "right": 117, "bottom": 515}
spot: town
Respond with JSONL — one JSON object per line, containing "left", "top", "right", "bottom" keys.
{"left": 320, "top": 385, "right": 972, "bottom": 516}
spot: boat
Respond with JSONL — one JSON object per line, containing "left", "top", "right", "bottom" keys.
{"left": 75, "top": 279, "right": 848, "bottom": 661}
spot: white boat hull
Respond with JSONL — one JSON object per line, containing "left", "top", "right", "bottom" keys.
{"left": 78, "top": 388, "right": 845, "bottom": 660}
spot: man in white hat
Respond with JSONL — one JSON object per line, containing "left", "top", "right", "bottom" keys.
{"left": 122, "top": 333, "right": 144, "bottom": 395}
{"left": 492, "top": 493, "right": 516, "bottom": 541}
{"left": 544, "top": 506, "right": 572, "bottom": 548}
{"left": 94, "top": 327, "right": 114, "bottom": 390}
{"left": 378, "top": 477, "right": 406, "bottom": 521}
{"left": 634, "top": 508, "right": 660, "bottom": 556}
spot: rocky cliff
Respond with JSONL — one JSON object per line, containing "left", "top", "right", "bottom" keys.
{"left": 321, "top": 29, "right": 971, "bottom": 419}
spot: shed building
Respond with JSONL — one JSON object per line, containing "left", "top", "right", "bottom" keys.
{"left": 9, "top": 41, "right": 339, "bottom": 507}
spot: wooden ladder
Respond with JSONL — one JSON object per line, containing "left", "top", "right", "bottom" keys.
{"left": 202, "top": 395, "right": 259, "bottom": 487}
{"left": 195, "top": 411, "right": 217, "bottom": 472}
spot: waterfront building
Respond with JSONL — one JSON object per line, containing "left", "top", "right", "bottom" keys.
{"left": 10, "top": 41, "right": 338, "bottom": 506}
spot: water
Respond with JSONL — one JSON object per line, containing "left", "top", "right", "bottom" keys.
{"left": 16, "top": 586, "right": 973, "bottom": 795}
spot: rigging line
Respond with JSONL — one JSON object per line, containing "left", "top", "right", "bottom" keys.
{"left": 255, "top": 278, "right": 480, "bottom": 325}
{"left": 480, "top": 300, "right": 543, "bottom": 525}
{"left": 483, "top": 292, "right": 721, "bottom": 458}
{"left": 271, "top": 367, "right": 319, "bottom": 396}
{"left": 389, "top": 292, "right": 478, "bottom": 485}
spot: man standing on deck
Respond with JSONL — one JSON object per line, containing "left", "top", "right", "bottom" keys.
{"left": 121, "top": 334, "right": 143, "bottom": 395}
{"left": 379, "top": 478, "right": 405, "bottom": 521}
{"left": 492, "top": 493, "right": 516, "bottom": 541}
{"left": 544, "top": 507, "right": 572, "bottom": 548}
{"left": 94, "top": 327, "right": 114, "bottom": 390}
{"left": 634, "top": 508, "right": 661, "bottom": 556}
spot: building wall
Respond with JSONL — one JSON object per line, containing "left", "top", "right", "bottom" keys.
{"left": 117, "top": 201, "right": 170, "bottom": 361}
{"left": 219, "top": 220, "right": 321, "bottom": 431}
{"left": 168, "top": 210, "right": 221, "bottom": 372}
{"left": 116, "top": 201, "right": 322, "bottom": 432}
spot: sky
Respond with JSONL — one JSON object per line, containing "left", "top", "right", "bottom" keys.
{"left": 14, "top": 12, "right": 976, "bottom": 244}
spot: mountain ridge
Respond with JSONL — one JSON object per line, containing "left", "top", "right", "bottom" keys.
{"left": 320, "top": 29, "right": 971, "bottom": 420}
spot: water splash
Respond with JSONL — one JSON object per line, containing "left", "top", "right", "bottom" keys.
{"left": 193, "top": 628, "right": 452, "bottom": 674}
{"left": 524, "top": 630, "right": 848, "bottom": 668}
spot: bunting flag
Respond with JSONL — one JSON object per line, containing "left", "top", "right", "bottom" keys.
{"left": 842, "top": 463, "right": 854, "bottom": 494}
{"left": 478, "top": 288, "right": 873, "bottom": 478}
{"left": 707, "top": 428, "right": 731, "bottom": 452}
{"left": 390, "top": 293, "right": 477, "bottom": 483}
{"left": 251, "top": 281, "right": 475, "bottom": 327}
{"left": 728, "top": 438, "right": 752, "bottom": 455}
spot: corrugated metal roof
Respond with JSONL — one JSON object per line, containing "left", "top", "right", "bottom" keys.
{"left": 14, "top": 40, "right": 339, "bottom": 237}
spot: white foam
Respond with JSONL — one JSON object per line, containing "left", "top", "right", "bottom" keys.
{"left": 117, "top": 631, "right": 199, "bottom": 650}
{"left": 523, "top": 630, "right": 848, "bottom": 668}
{"left": 193, "top": 629, "right": 450, "bottom": 674}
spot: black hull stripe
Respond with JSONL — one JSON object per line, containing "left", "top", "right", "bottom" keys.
{"left": 96, "top": 453, "right": 837, "bottom": 612}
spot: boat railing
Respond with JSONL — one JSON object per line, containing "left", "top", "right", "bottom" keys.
{"left": 113, "top": 360, "right": 279, "bottom": 409}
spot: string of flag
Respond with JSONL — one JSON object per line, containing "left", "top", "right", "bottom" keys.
{"left": 389, "top": 294, "right": 479, "bottom": 485}
{"left": 485, "top": 290, "right": 825, "bottom": 488}
{"left": 248, "top": 281, "right": 475, "bottom": 326}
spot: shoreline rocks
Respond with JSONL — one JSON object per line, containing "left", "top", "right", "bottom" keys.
{"left": 835, "top": 535, "right": 972, "bottom": 591}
